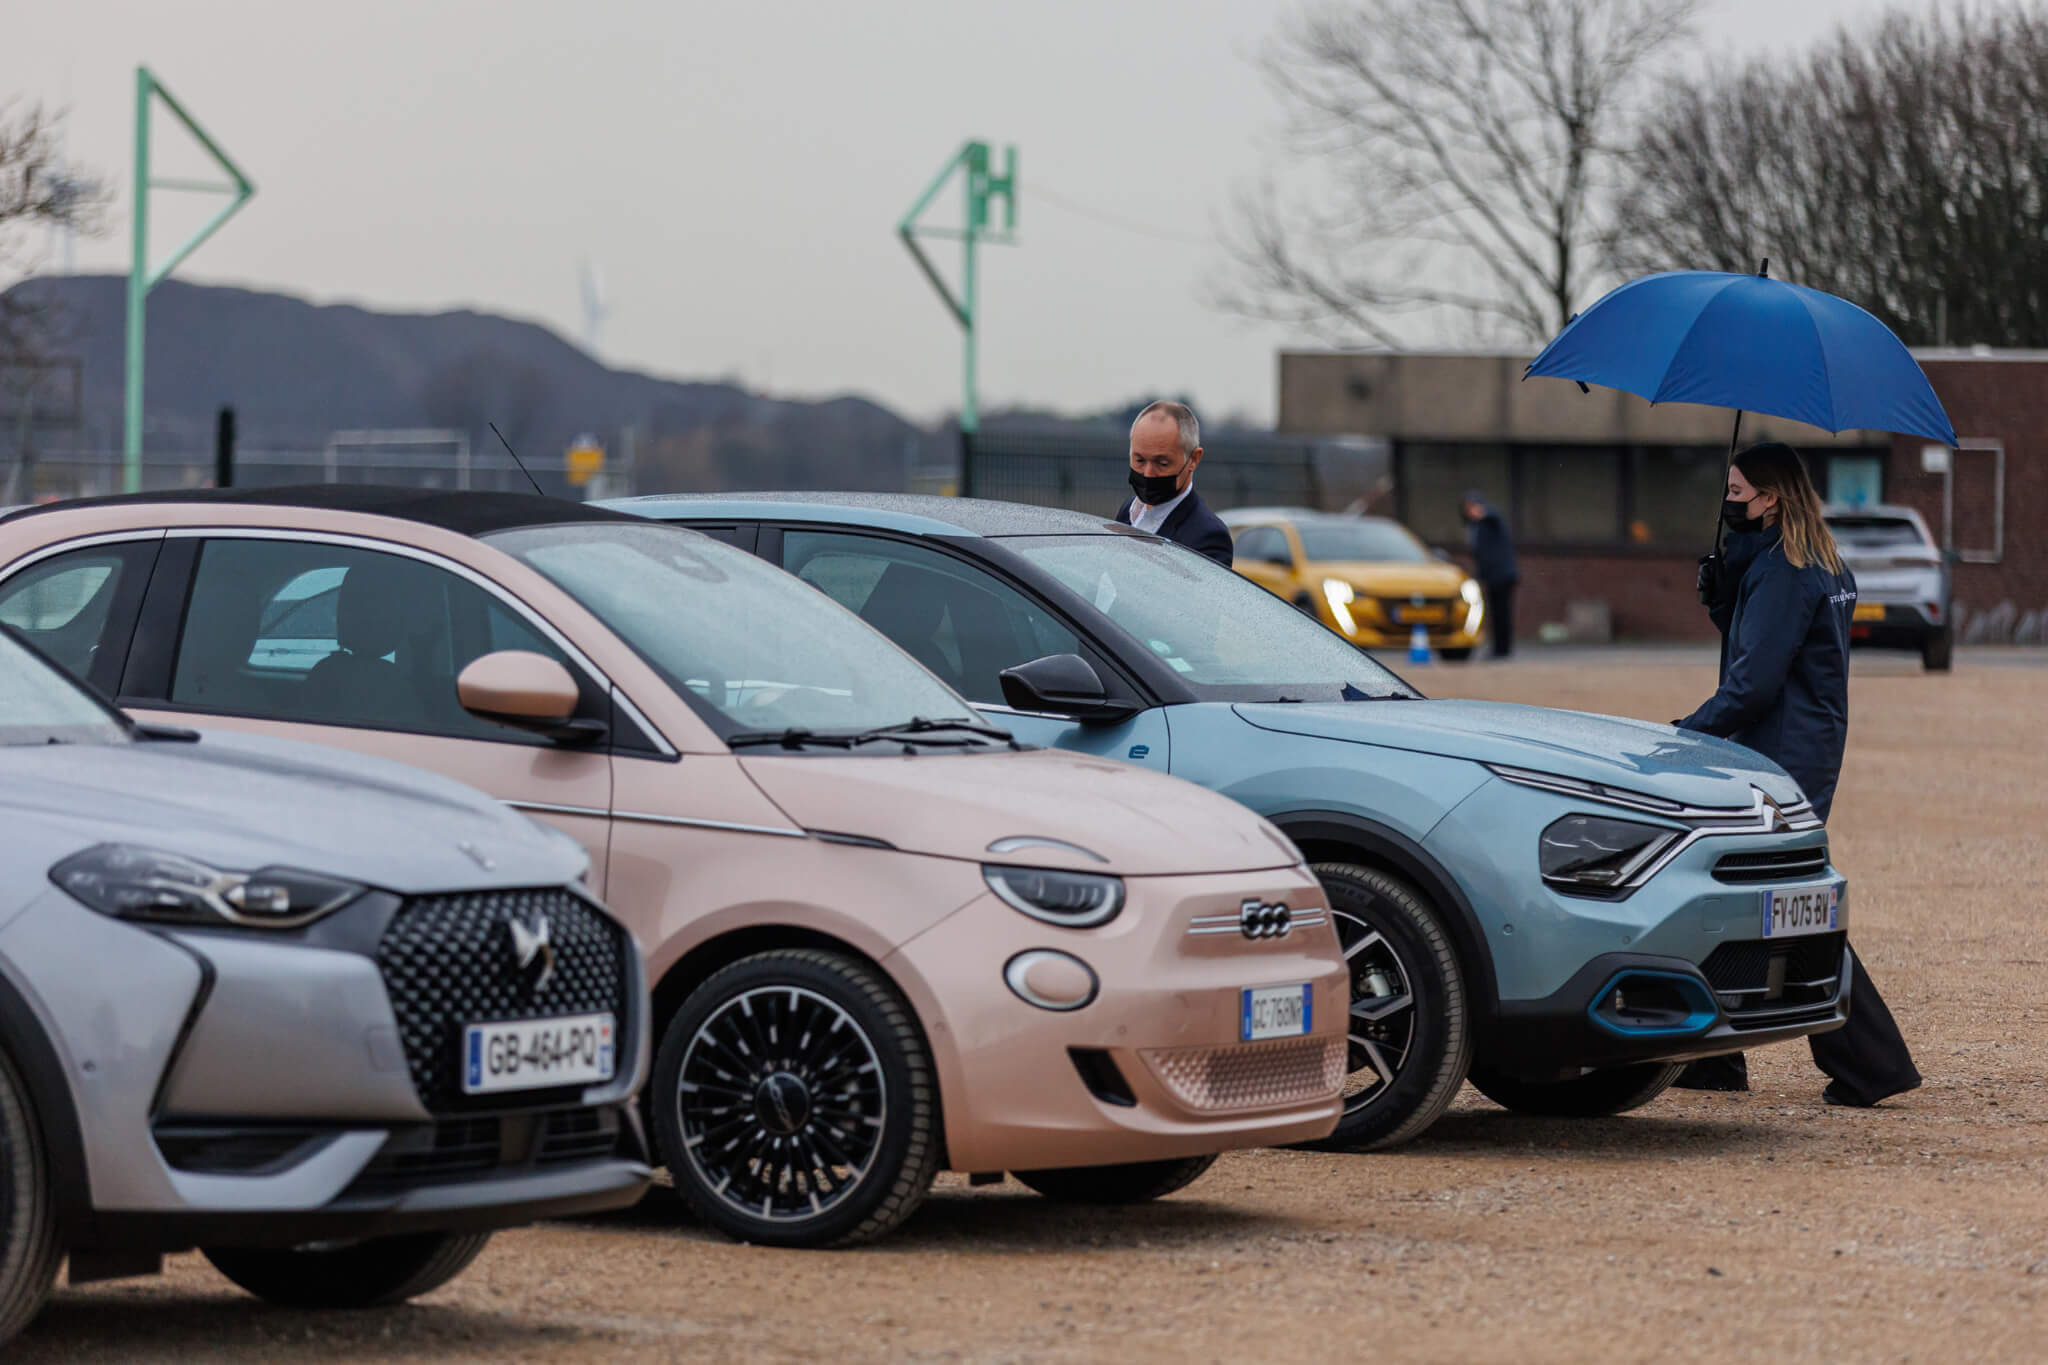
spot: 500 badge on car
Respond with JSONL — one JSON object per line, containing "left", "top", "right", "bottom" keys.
{"left": 465, "top": 1012, "right": 617, "bottom": 1094}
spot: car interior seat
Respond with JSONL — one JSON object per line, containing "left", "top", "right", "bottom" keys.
{"left": 856, "top": 561, "right": 966, "bottom": 691}
{"left": 301, "top": 559, "right": 438, "bottom": 727}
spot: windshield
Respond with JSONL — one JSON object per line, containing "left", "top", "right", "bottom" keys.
{"left": 0, "top": 629, "right": 129, "bottom": 747}
{"left": 486, "top": 522, "right": 989, "bottom": 741}
{"left": 1294, "top": 520, "right": 1430, "bottom": 564}
{"left": 1828, "top": 516, "right": 1929, "bottom": 552}
{"left": 1003, "top": 534, "right": 1418, "bottom": 702}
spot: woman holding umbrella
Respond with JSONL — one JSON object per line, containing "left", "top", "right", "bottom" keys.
{"left": 1670, "top": 441, "right": 1921, "bottom": 1107}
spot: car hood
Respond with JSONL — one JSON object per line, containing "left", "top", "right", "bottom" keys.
{"left": 1233, "top": 700, "right": 1805, "bottom": 808}
{"left": 1312, "top": 561, "right": 1470, "bottom": 595}
{"left": 739, "top": 748, "right": 1302, "bottom": 876}
{"left": 0, "top": 729, "right": 587, "bottom": 894}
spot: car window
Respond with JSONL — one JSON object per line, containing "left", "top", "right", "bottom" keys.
{"left": 1828, "top": 516, "right": 1930, "bottom": 552}
{"left": 0, "top": 544, "right": 152, "bottom": 692}
{"left": 783, "top": 530, "right": 1081, "bottom": 703}
{"left": 1232, "top": 526, "right": 1292, "bottom": 566}
{"left": 0, "top": 628, "right": 128, "bottom": 747}
{"left": 486, "top": 521, "right": 982, "bottom": 739}
{"left": 1004, "top": 533, "right": 1417, "bottom": 702}
{"left": 168, "top": 538, "right": 579, "bottom": 741}
{"left": 1293, "top": 520, "right": 1431, "bottom": 563}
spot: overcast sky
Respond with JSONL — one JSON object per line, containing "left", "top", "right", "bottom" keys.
{"left": 7, "top": 0, "right": 1925, "bottom": 426}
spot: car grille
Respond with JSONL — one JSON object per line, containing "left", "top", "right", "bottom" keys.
{"left": 1141, "top": 1036, "right": 1346, "bottom": 1112}
{"left": 1713, "top": 846, "right": 1830, "bottom": 883}
{"left": 1699, "top": 932, "right": 1846, "bottom": 1025}
{"left": 374, "top": 886, "right": 631, "bottom": 1113}
{"left": 343, "top": 1107, "right": 627, "bottom": 1197}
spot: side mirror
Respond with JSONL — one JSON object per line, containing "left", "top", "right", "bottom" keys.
{"left": 457, "top": 650, "right": 607, "bottom": 745}
{"left": 1264, "top": 549, "right": 1294, "bottom": 568}
{"left": 998, "top": 654, "right": 1141, "bottom": 726}
{"left": 1430, "top": 546, "right": 1453, "bottom": 562}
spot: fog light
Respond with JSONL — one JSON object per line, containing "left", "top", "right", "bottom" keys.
{"left": 1004, "top": 950, "right": 1099, "bottom": 1012}
{"left": 1587, "top": 970, "right": 1717, "bottom": 1037}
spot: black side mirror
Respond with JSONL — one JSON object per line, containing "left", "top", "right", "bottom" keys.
{"left": 1264, "top": 549, "right": 1294, "bottom": 567}
{"left": 997, "top": 654, "right": 1141, "bottom": 726}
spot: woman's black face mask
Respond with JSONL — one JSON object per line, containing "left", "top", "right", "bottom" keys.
{"left": 1128, "top": 466, "right": 1184, "bottom": 505}
{"left": 1721, "top": 495, "right": 1765, "bottom": 533}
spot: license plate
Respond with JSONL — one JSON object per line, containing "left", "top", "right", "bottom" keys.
{"left": 1762, "top": 884, "right": 1840, "bottom": 938}
{"left": 463, "top": 1012, "right": 616, "bottom": 1094}
{"left": 1241, "top": 984, "right": 1313, "bottom": 1041}
{"left": 1852, "top": 602, "right": 1885, "bottom": 622}
{"left": 1394, "top": 605, "right": 1447, "bottom": 624}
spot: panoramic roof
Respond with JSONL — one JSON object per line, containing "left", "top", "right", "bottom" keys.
{"left": 1, "top": 484, "right": 644, "bottom": 538}
{"left": 614, "top": 491, "right": 1137, "bottom": 539}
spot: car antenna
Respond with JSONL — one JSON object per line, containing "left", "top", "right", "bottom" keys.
{"left": 489, "top": 422, "right": 547, "bottom": 496}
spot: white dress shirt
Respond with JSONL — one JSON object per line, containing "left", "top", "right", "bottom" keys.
{"left": 1128, "top": 481, "right": 1193, "bottom": 535}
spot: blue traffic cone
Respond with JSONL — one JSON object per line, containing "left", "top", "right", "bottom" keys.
{"left": 1407, "top": 623, "right": 1433, "bottom": 666}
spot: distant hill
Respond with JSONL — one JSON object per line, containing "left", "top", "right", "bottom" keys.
{"left": 2, "top": 275, "right": 945, "bottom": 493}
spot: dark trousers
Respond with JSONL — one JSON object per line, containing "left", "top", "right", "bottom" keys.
{"left": 1483, "top": 581, "right": 1516, "bottom": 657}
{"left": 1678, "top": 947, "right": 1921, "bottom": 1102}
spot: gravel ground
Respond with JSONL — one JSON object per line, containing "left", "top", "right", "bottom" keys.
{"left": 19, "top": 651, "right": 2047, "bottom": 1363}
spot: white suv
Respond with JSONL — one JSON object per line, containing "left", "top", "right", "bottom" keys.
{"left": 1826, "top": 504, "right": 1952, "bottom": 671}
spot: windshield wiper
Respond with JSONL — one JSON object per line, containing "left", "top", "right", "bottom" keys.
{"left": 857, "top": 716, "right": 1015, "bottom": 742}
{"left": 725, "top": 727, "right": 859, "bottom": 750}
{"left": 724, "top": 717, "right": 1017, "bottom": 752}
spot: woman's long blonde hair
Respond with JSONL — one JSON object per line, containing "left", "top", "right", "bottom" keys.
{"left": 1735, "top": 442, "right": 1844, "bottom": 574}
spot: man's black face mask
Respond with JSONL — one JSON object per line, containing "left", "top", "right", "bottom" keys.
{"left": 1128, "top": 466, "right": 1183, "bottom": 505}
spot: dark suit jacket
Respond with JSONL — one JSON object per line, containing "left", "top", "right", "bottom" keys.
{"left": 1114, "top": 488, "right": 1234, "bottom": 568}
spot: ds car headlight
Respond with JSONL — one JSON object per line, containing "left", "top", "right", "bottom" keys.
{"left": 1539, "top": 816, "right": 1680, "bottom": 893}
{"left": 51, "top": 843, "right": 365, "bottom": 928}
{"left": 983, "top": 864, "right": 1125, "bottom": 928}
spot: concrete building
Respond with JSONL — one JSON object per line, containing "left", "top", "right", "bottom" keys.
{"left": 1277, "top": 351, "right": 2043, "bottom": 643}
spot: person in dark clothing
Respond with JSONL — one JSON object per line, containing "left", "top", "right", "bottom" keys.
{"left": 1114, "top": 400, "right": 1234, "bottom": 568}
{"left": 1672, "top": 442, "right": 1922, "bottom": 1107}
{"left": 1461, "top": 492, "right": 1518, "bottom": 657}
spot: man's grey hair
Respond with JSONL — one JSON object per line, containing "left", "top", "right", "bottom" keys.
{"left": 1131, "top": 400, "right": 1200, "bottom": 457}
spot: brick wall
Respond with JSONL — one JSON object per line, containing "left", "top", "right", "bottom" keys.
{"left": 1887, "top": 360, "right": 2048, "bottom": 641}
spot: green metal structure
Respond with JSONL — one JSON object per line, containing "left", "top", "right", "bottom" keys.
{"left": 897, "top": 141, "right": 1016, "bottom": 497}
{"left": 125, "top": 66, "right": 255, "bottom": 492}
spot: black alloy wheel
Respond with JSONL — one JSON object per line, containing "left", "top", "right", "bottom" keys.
{"left": 1294, "top": 862, "right": 1472, "bottom": 1151}
{"left": 653, "top": 949, "right": 939, "bottom": 1247}
{"left": 0, "top": 1048, "right": 61, "bottom": 1347}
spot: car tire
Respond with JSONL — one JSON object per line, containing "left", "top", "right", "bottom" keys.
{"left": 1922, "top": 627, "right": 1954, "bottom": 672}
{"left": 202, "top": 1232, "right": 492, "bottom": 1309}
{"left": 0, "top": 1048, "right": 61, "bottom": 1347}
{"left": 1294, "top": 862, "right": 1471, "bottom": 1151}
{"left": 1439, "top": 647, "right": 1474, "bottom": 662}
{"left": 1465, "top": 1061, "right": 1685, "bottom": 1117}
{"left": 1012, "top": 1154, "right": 1217, "bottom": 1204}
{"left": 652, "top": 949, "right": 940, "bottom": 1248}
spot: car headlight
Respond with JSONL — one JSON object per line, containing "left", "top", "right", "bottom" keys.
{"left": 1460, "top": 579, "right": 1482, "bottom": 605}
{"left": 1538, "top": 816, "right": 1681, "bottom": 893}
{"left": 983, "top": 864, "right": 1125, "bottom": 928}
{"left": 1321, "top": 578, "right": 1359, "bottom": 634}
{"left": 51, "top": 843, "right": 365, "bottom": 928}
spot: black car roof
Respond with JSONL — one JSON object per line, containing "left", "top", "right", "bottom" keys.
{"left": 0, "top": 484, "right": 645, "bottom": 538}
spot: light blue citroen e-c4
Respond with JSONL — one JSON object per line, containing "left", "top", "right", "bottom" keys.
{"left": 611, "top": 493, "right": 1851, "bottom": 1149}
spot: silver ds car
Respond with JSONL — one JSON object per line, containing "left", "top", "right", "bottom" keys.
{"left": 0, "top": 627, "right": 649, "bottom": 1345}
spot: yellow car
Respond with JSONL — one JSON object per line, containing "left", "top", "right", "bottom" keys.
{"left": 1220, "top": 508, "right": 1484, "bottom": 659}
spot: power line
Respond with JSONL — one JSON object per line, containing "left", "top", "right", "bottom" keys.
{"left": 1031, "top": 183, "right": 1214, "bottom": 247}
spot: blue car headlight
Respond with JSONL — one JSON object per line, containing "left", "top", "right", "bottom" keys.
{"left": 1539, "top": 816, "right": 1681, "bottom": 893}
{"left": 52, "top": 843, "right": 364, "bottom": 929}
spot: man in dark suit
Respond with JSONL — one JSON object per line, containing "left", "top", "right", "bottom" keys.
{"left": 1113, "top": 400, "right": 1234, "bottom": 567}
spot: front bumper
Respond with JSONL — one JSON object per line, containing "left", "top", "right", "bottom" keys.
{"left": 1483, "top": 944, "right": 1850, "bottom": 1079}
{"left": 888, "top": 866, "right": 1348, "bottom": 1172}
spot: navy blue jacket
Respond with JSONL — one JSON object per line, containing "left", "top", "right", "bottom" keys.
{"left": 1466, "top": 507, "right": 1519, "bottom": 586}
{"left": 1115, "top": 488, "right": 1234, "bottom": 568}
{"left": 1679, "top": 527, "right": 1857, "bottom": 821}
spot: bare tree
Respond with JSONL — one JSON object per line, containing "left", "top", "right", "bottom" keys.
{"left": 1615, "top": 4, "right": 2048, "bottom": 348}
{"left": 1, "top": 103, "right": 104, "bottom": 358}
{"left": 1222, "top": 0, "right": 1703, "bottom": 348}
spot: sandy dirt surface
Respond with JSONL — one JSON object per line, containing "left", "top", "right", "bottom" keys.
{"left": 18, "top": 649, "right": 2048, "bottom": 1363}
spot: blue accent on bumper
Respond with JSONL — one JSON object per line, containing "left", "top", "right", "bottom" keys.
{"left": 1585, "top": 969, "right": 1720, "bottom": 1038}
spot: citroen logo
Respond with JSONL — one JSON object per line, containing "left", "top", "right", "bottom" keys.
{"left": 1755, "top": 788, "right": 1789, "bottom": 832}
{"left": 1239, "top": 898, "right": 1293, "bottom": 940}
{"left": 508, "top": 914, "right": 555, "bottom": 995}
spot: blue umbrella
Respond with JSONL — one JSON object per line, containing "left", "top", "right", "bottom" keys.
{"left": 1525, "top": 268, "right": 1957, "bottom": 447}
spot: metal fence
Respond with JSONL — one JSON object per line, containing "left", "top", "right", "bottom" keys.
{"left": 963, "top": 431, "right": 1386, "bottom": 515}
